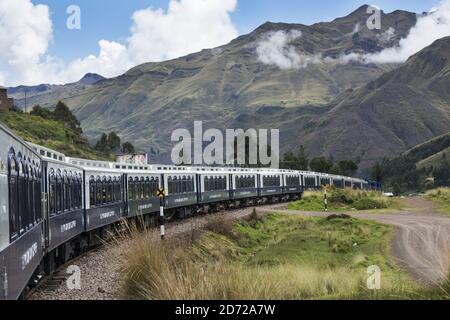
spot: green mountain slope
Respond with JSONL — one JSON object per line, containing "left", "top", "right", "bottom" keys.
{"left": 0, "top": 109, "right": 109, "bottom": 160}
{"left": 291, "top": 37, "right": 450, "bottom": 172}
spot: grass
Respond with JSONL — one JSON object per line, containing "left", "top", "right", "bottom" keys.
{"left": 116, "top": 212, "right": 450, "bottom": 300}
{"left": 288, "top": 188, "right": 396, "bottom": 212}
{"left": 425, "top": 188, "right": 450, "bottom": 216}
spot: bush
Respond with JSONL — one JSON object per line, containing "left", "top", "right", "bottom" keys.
{"left": 353, "top": 198, "right": 388, "bottom": 210}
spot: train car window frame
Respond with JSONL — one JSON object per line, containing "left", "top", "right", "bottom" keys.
{"left": 56, "top": 170, "right": 63, "bottom": 214}
{"left": 7, "top": 149, "right": 19, "bottom": 241}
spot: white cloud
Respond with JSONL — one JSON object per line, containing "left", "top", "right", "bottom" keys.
{"left": 256, "top": 0, "right": 450, "bottom": 69}
{"left": 0, "top": 0, "right": 238, "bottom": 86}
{"left": 127, "top": 0, "right": 238, "bottom": 64}
{"left": 347, "top": 0, "right": 450, "bottom": 64}
{"left": 256, "top": 30, "right": 321, "bottom": 69}
{"left": 0, "top": 0, "right": 52, "bottom": 86}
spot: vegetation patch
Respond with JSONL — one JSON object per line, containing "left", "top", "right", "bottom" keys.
{"left": 117, "top": 212, "right": 446, "bottom": 300}
{"left": 425, "top": 188, "right": 450, "bottom": 216}
{"left": 288, "top": 188, "right": 394, "bottom": 212}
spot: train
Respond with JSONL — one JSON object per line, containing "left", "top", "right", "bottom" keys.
{"left": 0, "top": 122, "right": 377, "bottom": 300}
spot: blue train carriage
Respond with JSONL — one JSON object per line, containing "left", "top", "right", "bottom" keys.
{"left": 318, "top": 173, "right": 332, "bottom": 187}
{"left": 126, "top": 170, "right": 161, "bottom": 223}
{"left": 195, "top": 168, "right": 230, "bottom": 210}
{"left": 31, "top": 145, "right": 85, "bottom": 268}
{"left": 0, "top": 124, "right": 44, "bottom": 300}
{"left": 229, "top": 169, "right": 258, "bottom": 207}
{"left": 81, "top": 163, "right": 125, "bottom": 235}
{"left": 282, "top": 170, "right": 303, "bottom": 197}
{"left": 301, "top": 171, "right": 319, "bottom": 190}
{"left": 258, "top": 169, "right": 284, "bottom": 201}
{"left": 161, "top": 167, "right": 197, "bottom": 218}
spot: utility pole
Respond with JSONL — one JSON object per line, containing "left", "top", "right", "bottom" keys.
{"left": 24, "top": 87, "right": 27, "bottom": 113}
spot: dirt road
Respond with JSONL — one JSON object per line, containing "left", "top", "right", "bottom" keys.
{"left": 263, "top": 197, "right": 450, "bottom": 286}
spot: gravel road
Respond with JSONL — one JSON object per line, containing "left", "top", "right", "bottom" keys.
{"left": 29, "top": 204, "right": 285, "bottom": 300}
{"left": 265, "top": 197, "right": 450, "bottom": 286}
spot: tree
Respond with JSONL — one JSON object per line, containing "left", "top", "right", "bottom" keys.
{"left": 434, "top": 161, "right": 450, "bottom": 187}
{"left": 371, "top": 162, "right": 384, "bottom": 182}
{"left": 329, "top": 164, "right": 341, "bottom": 175}
{"left": 54, "top": 101, "right": 82, "bottom": 134}
{"left": 30, "top": 105, "right": 52, "bottom": 119}
{"left": 122, "top": 142, "right": 136, "bottom": 154}
{"left": 296, "top": 146, "right": 309, "bottom": 170}
{"left": 393, "top": 183, "right": 401, "bottom": 196}
{"left": 107, "top": 132, "right": 121, "bottom": 153}
{"left": 338, "top": 160, "right": 358, "bottom": 176}
{"left": 309, "top": 156, "right": 333, "bottom": 173}
{"left": 280, "top": 151, "right": 298, "bottom": 170}
{"left": 95, "top": 133, "right": 108, "bottom": 152}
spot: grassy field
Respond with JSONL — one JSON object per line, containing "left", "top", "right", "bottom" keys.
{"left": 425, "top": 188, "right": 450, "bottom": 216}
{"left": 117, "top": 211, "right": 450, "bottom": 300}
{"left": 288, "top": 188, "right": 398, "bottom": 212}
{"left": 0, "top": 110, "right": 110, "bottom": 160}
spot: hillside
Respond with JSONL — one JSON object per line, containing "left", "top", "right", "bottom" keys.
{"left": 292, "top": 37, "right": 450, "bottom": 172}
{"left": 6, "top": 5, "right": 417, "bottom": 163}
{"left": 379, "top": 131, "right": 450, "bottom": 191}
{"left": 0, "top": 108, "right": 110, "bottom": 160}
{"left": 404, "top": 132, "right": 450, "bottom": 170}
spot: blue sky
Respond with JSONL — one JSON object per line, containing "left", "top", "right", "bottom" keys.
{"left": 34, "top": 0, "right": 438, "bottom": 64}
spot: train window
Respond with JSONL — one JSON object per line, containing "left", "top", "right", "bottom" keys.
{"left": 89, "top": 176, "right": 96, "bottom": 207}
{"left": 17, "top": 158, "right": 26, "bottom": 234}
{"left": 112, "top": 177, "right": 117, "bottom": 202}
{"left": 134, "top": 177, "right": 140, "bottom": 200}
{"left": 168, "top": 177, "right": 173, "bottom": 194}
{"left": 7, "top": 150, "right": 19, "bottom": 240}
{"left": 173, "top": 177, "right": 178, "bottom": 194}
{"left": 57, "top": 171, "right": 64, "bottom": 214}
{"left": 182, "top": 177, "right": 187, "bottom": 193}
{"left": 102, "top": 177, "right": 107, "bottom": 205}
{"left": 49, "top": 170, "right": 56, "bottom": 215}
{"left": 128, "top": 177, "right": 134, "bottom": 200}
{"left": 139, "top": 177, "right": 145, "bottom": 199}
{"left": 96, "top": 177, "right": 102, "bottom": 205}
{"left": 36, "top": 168, "right": 42, "bottom": 222}
{"left": 63, "top": 171, "right": 69, "bottom": 212}
{"left": 144, "top": 177, "right": 150, "bottom": 199}
{"left": 105, "top": 177, "right": 113, "bottom": 203}
{"left": 27, "top": 164, "right": 34, "bottom": 228}
{"left": 205, "top": 177, "right": 209, "bottom": 191}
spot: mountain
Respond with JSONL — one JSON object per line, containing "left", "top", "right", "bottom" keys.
{"left": 8, "top": 73, "right": 105, "bottom": 110}
{"left": 405, "top": 132, "right": 450, "bottom": 170}
{"left": 377, "top": 131, "right": 450, "bottom": 191}
{"left": 288, "top": 36, "right": 450, "bottom": 172}
{"left": 19, "top": 5, "right": 418, "bottom": 164}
